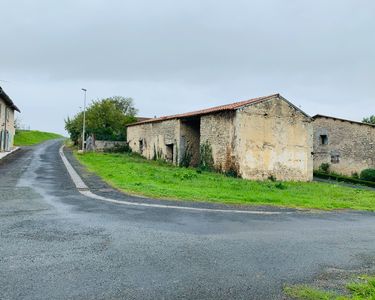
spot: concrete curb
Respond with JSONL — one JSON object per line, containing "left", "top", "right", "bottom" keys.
{"left": 59, "top": 146, "right": 89, "bottom": 191}
{"left": 0, "top": 147, "right": 20, "bottom": 161}
{"left": 59, "top": 145, "right": 286, "bottom": 215}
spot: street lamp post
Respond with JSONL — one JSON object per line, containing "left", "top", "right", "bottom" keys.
{"left": 81, "top": 88, "right": 87, "bottom": 151}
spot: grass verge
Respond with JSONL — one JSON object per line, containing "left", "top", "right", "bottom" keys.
{"left": 14, "top": 130, "right": 63, "bottom": 146}
{"left": 74, "top": 151, "right": 375, "bottom": 210}
{"left": 284, "top": 275, "right": 375, "bottom": 299}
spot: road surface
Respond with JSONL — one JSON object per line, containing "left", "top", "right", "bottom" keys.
{"left": 1, "top": 140, "right": 375, "bottom": 300}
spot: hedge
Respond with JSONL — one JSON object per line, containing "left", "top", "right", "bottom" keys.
{"left": 314, "top": 171, "right": 375, "bottom": 188}
{"left": 360, "top": 169, "right": 375, "bottom": 182}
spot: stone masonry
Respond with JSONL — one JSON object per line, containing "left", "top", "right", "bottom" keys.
{"left": 127, "top": 94, "right": 314, "bottom": 181}
{"left": 234, "top": 98, "right": 313, "bottom": 181}
{"left": 127, "top": 119, "right": 181, "bottom": 164}
{"left": 313, "top": 115, "right": 375, "bottom": 176}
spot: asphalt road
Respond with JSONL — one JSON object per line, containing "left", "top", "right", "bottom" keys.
{"left": 1, "top": 140, "right": 375, "bottom": 300}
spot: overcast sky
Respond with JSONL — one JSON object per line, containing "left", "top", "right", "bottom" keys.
{"left": 1, "top": 0, "right": 374, "bottom": 135}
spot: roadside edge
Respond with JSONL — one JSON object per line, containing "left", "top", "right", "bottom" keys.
{"left": 0, "top": 147, "right": 20, "bottom": 162}
{"left": 59, "top": 145, "right": 287, "bottom": 215}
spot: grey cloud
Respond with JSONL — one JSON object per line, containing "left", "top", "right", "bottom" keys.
{"left": 0, "top": 0, "right": 374, "bottom": 134}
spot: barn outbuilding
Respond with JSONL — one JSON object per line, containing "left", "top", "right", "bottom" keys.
{"left": 313, "top": 114, "right": 375, "bottom": 176}
{"left": 127, "top": 94, "right": 314, "bottom": 181}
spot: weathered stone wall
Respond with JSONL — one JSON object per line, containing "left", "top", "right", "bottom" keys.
{"left": 127, "top": 97, "right": 314, "bottom": 181}
{"left": 127, "top": 119, "right": 181, "bottom": 164}
{"left": 179, "top": 119, "right": 200, "bottom": 166}
{"left": 313, "top": 117, "right": 375, "bottom": 176}
{"left": 234, "top": 98, "right": 313, "bottom": 181}
{"left": 200, "top": 111, "right": 236, "bottom": 172}
{"left": 91, "top": 140, "right": 128, "bottom": 152}
{"left": 0, "top": 99, "right": 16, "bottom": 151}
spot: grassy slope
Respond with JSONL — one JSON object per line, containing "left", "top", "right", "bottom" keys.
{"left": 75, "top": 152, "right": 375, "bottom": 211}
{"left": 14, "top": 130, "right": 63, "bottom": 146}
{"left": 284, "top": 275, "right": 375, "bottom": 299}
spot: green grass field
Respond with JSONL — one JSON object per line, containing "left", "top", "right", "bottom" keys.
{"left": 14, "top": 130, "right": 63, "bottom": 146}
{"left": 284, "top": 275, "right": 375, "bottom": 299}
{"left": 75, "top": 152, "right": 375, "bottom": 211}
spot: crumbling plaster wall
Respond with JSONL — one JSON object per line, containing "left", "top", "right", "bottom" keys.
{"left": 234, "top": 98, "right": 313, "bottom": 181}
{"left": 313, "top": 118, "right": 375, "bottom": 176}
{"left": 127, "top": 119, "right": 181, "bottom": 164}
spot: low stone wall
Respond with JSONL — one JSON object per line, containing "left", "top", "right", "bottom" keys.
{"left": 89, "top": 140, "right": 128, "bottom": 152}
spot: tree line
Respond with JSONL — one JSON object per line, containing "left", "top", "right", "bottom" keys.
{"left": 65, "top": 96, "right": 137, "bottom": 146}
{"left": 363, "top": 115, "right": 375, "bottom": 125}
{"left": 65, "top": 95, "right": 374, "bottom": 147}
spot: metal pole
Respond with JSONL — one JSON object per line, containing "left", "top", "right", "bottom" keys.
{"left": 81, "top": 88, "right": 87, "bottom": 151}
{"left": 4, "top": 106, "right": 7, "bottom": 151}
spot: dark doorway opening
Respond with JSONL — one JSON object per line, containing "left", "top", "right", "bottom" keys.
{"left": 165, "top": 143, "right": 174, "bottom": 163}
{"left": 180, "top": 117, "right": 200, "bottom": 167}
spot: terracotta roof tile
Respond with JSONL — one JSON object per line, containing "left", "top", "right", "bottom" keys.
{"left": 128, "top": 93, "right": 280, "bottom": 126}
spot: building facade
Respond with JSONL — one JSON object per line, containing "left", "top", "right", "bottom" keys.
{"left": 0, "top": 87, "right": 20, "bottom": 152}
{"left": 313, "top": 115, "right": 375, "bottom": 176}
{"left": 127, "top": 94, "right": 314, "bottom": 181}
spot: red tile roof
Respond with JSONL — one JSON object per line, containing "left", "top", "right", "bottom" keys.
{"left": 313, "top": 114, "right": 375, "bottom": 128}
{"left": 135, "top": 117, "right": 152, "bottom": 122}
{"left": 128, "top": 93, "right": 280, "bottom": 126}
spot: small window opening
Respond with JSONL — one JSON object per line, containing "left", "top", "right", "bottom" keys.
{"left": 331, "top": 154, "right": 340, "bottom": 164}
{"left": 320, "top": 135, "right": 328, "bottom": 145}
{"left": 139, "top": 140, "right": 144, "bottom": 153}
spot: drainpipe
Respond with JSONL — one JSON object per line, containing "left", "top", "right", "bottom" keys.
{"left": 3, "top": 106, "right": 7, "bottom": 151}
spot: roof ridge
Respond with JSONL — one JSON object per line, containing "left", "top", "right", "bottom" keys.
{"left": 313, "top": 114, "right": 375, "bottom": 127}
{"left": 128, "top": 93, "right": 280, "bottom": 126}
{"left": 0, "top": 86, "right": 21, "bottom": 112}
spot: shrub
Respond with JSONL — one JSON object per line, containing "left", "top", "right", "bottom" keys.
{"left": 180, "top": 145, "right": 193, "bottom": 168}
{"left": 319, "top": 163, "right": 330, "bottom": 173}
{"left": 314, "top": 171, "right": 375, "bottom": 188}
{"left": 175, "top": 171, "right": 198, "bottom": 181}
{"left": 152, "top": 146, "right": 163, "bottom": 161}
{"left": 360, "top": 169, "right": 375, "bottom": 182}
{"left": 224, "top": 168, "right": 239, "bottom": 178}
{"left": 268, "top": 175, "right": 277, "bottom": 182}
{"left": 275, "top": 182, "right": 287, "bottom": 190}
{"left": 199, "top": 141, "right": 214, "bottom": 171}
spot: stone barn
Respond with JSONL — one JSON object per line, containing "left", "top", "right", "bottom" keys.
{"left": 127, "top": 94, "right": 314, "bottom": 181}
{"left": 313, "top": 114, "right": 375, "bottom": 176}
